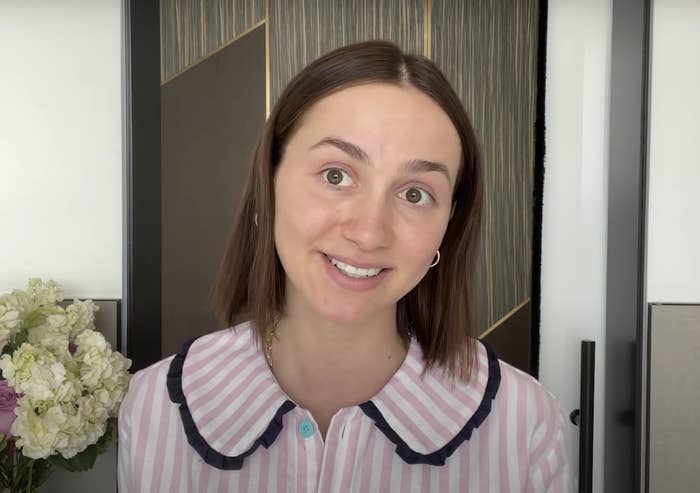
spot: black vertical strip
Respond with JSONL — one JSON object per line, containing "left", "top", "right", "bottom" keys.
{"left": 644, "top": 303, "right": 653, "bottom": 493}
{"left": 115, "top": 298, "right": 122, "bottom": 354}
{"left": 579, "top": 341, "right": 596, "bottom": 493}
{"left": 605, "top": 0, "right": 651, "bottom": 491}
{"left": 530, "top": 0, "right": 548, "bottom": 380}
{"left": 638, "top": 1, "right": 652, "bottom": 491}
{"left": 124, "top": 0, "right": 161, "bottom": 372}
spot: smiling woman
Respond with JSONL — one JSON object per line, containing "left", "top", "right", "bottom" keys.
{"left": 117, "top": 41, "right": 572, "bottom": 492}
{"left": 214, "top": 43, "right": 482, "bottom": 388}
{"left": 273, "top": 82, "right": 461, "bottom": 347}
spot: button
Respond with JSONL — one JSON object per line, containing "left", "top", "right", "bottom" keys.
{"left": 298, "top": 419, "right": 315, "bottom": 438}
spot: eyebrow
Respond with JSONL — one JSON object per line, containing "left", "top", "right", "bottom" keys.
{"left": 309, "top": 136, "right": 453, "bottom": 185}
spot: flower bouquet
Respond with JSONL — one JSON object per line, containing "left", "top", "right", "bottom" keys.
{"left": 0, "top": 279, "right": 131, "bottom": 492}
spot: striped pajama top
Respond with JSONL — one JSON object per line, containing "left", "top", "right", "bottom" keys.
{"left": 117, "top": 322, "right": 572, "bottom": 492}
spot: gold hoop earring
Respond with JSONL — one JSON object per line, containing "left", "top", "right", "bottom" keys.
{"left": 429, "top": 250, "right": 440, "bottom": 268}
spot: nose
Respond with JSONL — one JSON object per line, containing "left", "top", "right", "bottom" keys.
{"left": 341, "top": 194, "right": 392, "bottom": 251}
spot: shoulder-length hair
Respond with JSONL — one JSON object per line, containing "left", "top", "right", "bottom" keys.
{"left": 211, "top": 40, "right": 483, "bottom": 384}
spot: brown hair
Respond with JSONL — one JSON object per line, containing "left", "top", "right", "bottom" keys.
{"left": 211, "top": 40, "right": 483, "bottom": 383}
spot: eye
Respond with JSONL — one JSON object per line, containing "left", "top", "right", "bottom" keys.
{"left": 322, "top": 168, "right": 353, "bottom": 187}
{"left": 398, "top": 187, "right": 433, "bottom": 206}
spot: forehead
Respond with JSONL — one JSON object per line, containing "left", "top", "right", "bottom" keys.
{"left": 290, "top": 82, "right": 462, "bottom": 175}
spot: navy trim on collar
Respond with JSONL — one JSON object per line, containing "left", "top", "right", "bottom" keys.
{"left": 358, "top": 340, "right": 501, "bottom": 466}
{"left": 167, "top": 336, "right": 297, "bottom": 470}
{"left": 166, "top": 326, "right": 501, "bottom": 470}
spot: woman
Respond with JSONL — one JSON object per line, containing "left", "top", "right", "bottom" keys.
{"left": 118, "top": 41, "right": 572, "bottom": 492}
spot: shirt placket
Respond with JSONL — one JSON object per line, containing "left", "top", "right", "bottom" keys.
{"left": 315, "top": 409, "right": 351, "bottom": 493}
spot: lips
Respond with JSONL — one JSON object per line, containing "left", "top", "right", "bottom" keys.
{"left": 321, "top": 252, "right": 388, "bottom": 271}
{"left": 320, "top": 252, "right": 390, "bottom": 291}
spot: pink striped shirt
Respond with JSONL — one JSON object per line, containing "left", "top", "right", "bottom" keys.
{"left": 117, "top": 322, "right": 572, "bottom": 492}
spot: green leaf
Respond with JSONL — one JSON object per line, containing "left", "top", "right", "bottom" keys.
{"left": 48, "top": 446, "right": 97, "bottom": 473}
{"left": 11, "top": 330, "right": 28, "bottom": 350}
{"left": 27, "top": 459, "right": 54, "bottom": 489}
{"left": 44, "top": 419, "right": 117, "bottom": 473}
{"left": 95, "top": 418, "right": 117, "bottom": 455}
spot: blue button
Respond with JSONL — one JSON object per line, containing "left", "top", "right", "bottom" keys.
{"left": 298, "top": 419, "right": 315, "bottom": 438}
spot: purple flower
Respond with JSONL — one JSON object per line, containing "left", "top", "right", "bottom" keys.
{"left": 0, "top": 380, "right": 18, "bottom": 438}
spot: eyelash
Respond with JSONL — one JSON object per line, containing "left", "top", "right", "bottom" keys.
{"left": 321, "top": 167, "right": 435, "bottom": 206}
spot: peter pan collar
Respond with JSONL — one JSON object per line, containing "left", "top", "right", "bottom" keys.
{"left": 167, "top": 322, "right": 500, "bottom": 471}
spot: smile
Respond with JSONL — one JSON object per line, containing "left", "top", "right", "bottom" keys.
{"left": 323, "top": 254, "right": 385, "bottom": 279}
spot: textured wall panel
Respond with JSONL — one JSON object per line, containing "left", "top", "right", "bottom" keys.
{"left": 161, "top": 27, "right": 266, "bottom": 357}
{"left": 160, "top": 0, "right": 264, "bottom": 82}
{"left": 432, "top": 0, "right": 538, "bottom": 332}
{"left": 649, "top": 304, "right": 700, "bottom": 492}
{"left": 482, "top": 300, "right": 531, "bottom": 373}
{"left": 268, "top": 0, "right": 424, "bottom": 106}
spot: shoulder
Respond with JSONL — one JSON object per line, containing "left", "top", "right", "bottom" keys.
{"left": 121, "top": 323, "right": 254, "bottom": 416}
{"left": 121, "top": 356, "right": 173, "bottom": 409}
{"left": 498, "top": 359, "right": 562, "bottom": 402}
{"left": 495, "top": 358, "right": 569, "bottom": 428}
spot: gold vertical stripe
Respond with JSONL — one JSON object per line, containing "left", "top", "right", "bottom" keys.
{"left": 423, "top": 0, "right": 431, "bottom": 58}
{"left": 265, "top": 0, "right": 270, "bottom": 117}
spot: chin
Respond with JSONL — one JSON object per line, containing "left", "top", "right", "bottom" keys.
{"left": 311, "top": 298, "right": 377, "bottom": 326}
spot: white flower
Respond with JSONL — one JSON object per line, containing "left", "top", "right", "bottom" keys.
{"left": 0, "top": 279, "right": 67, "bottom": 354}
{"left": 74, "top": 330, "right": 131, "bottom": 415}
{"left": 0, "top": 279, "right": 132, "bottom": 461}
{"left": 65, "top": 300, "right": 98, "bottom": 340}
{"left": 0, "top": 290, "right": 32, "bottom": 314}
{"left": 59, "top": 394, "right": 109, "bottom": 457}
{"left": 0, "top": 278, "right": 62, "bottom": 316}
{"left": 74, "top": 330, "right": 110, "bottom": 387}
{"left": 11, "top": 400, "right": 67, "bottom": 459}
{"left": 25, "top": 278, "right": 63, "bottom": 306}
{"left": 26, "top": 314, "right": 71, "bottom": 356}
{"left": 0, "top": 306, "right": 20, "bottom": 330}
{"left": 0, "top": 344, "right": 68, "bottom": 401}
{"left": 0, "top": 305, "right": 20, "bottom": 351}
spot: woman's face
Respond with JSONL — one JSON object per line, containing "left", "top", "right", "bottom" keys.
{"left": 273, "top": 82, "right": 461, "bottom": 326}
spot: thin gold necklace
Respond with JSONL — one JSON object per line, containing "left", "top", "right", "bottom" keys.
{"left": 264, "top": 325, "right": 412, "bottom": 370}
{"left": 264, "top": 326, "right": 275, "bottom": 369}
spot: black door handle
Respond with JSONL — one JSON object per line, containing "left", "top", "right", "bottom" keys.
{"left": 574, "top": 341, "right": 595, "bottom": 493}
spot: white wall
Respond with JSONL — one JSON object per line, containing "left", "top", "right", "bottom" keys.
{"left": 540, "top": 1, "right": 612, "bottom": 491}
{"left": 646, "top": 0, "right": 700, "bottom": 304}
{"left": 0, "top": 0, "right": 123, "bottom": 299}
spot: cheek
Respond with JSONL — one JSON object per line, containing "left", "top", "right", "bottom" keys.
{"left": 396, "top": 219, "right": 447, "bottom": 267}
{"left": 273, "top": 179, "right": 335, "bottom": 253}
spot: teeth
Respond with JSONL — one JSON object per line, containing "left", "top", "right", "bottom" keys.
{"left": 330, "top": 257, "right": 382, "bottom": 278}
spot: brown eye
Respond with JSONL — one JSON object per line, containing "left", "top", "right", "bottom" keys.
{"left": 398, "top": 187, "right": 432, "bottom": 206}
{"left": 405, "top": 188, "right": 423, "bottom": 204}
{"left": 324, "top": 168, "right": 349, "bottom": 186}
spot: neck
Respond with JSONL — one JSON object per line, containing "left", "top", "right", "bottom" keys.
{"left": 269, "top": 294, "right": 409, "bottom": 408}
{"left": 273, "top": 306, "right": 408, "bottom": 376}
